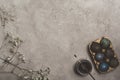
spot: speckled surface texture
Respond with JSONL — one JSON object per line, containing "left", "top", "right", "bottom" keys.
{"left": 0, "top": 0, "right": 120, "bottom": 80}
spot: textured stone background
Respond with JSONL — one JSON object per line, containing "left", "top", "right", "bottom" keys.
{"left": 0, "top": 0, "right": 120, "bottom": 80}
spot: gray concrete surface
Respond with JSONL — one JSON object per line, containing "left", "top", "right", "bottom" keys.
{"left": 0, "top": 0, "right": 120, "bottom": 80}
{"left": 0, "top": 72, "right": 18, "bottom": 80}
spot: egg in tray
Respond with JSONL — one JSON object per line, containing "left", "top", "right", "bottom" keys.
{"left": 88, "top": 37, "right": 119, "bottom": 73}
